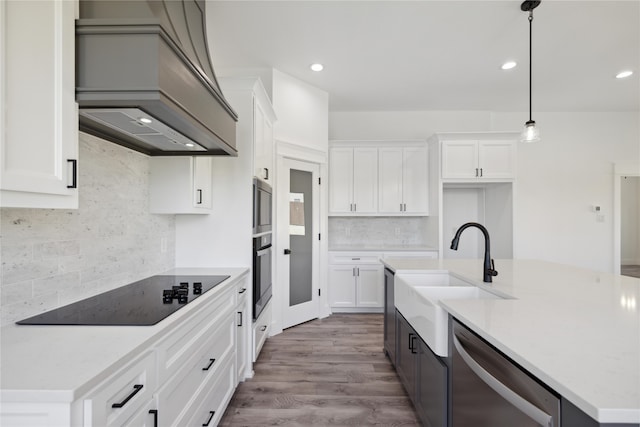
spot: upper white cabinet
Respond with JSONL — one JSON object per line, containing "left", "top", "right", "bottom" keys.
{"left": 329, "top": 147, "right": 378, "bottom": 214}
{"left": 329, "top": 140, "right": 428, "bottom": 216}
{"left": 378, "top": 146, "right": 429, "bottom": 215}
{"left": 254, "top": 101, "right": 274, "bottom": 182}
{"left": 0, "top": 0, "right": 79, "bottom": 209}
{"left": 149, "top": 156, "right": 213, "bottom": 214}
{"left": 441, "top": 140, "right": 514, "bottom": 180}
{"left": 218, "top": 77, "right": 277, "bottom": 184}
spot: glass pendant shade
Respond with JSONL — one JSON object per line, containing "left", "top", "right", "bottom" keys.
{"left": 520, "top": 120, "right": 540, "bottom": 143}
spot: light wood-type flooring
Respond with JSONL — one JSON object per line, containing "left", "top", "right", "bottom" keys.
{"left": 220, "top": 313, "right": 420, "bottom": 426}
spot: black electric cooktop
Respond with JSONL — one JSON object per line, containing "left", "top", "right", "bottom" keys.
{"left": 16, "top": 275, "right": 230, "bottom": 326}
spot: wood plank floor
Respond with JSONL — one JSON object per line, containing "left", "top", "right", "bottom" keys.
{"left": 622, "top": 265, "right": 640, "bottom": 278}
{"left": 219, "top": 313, "right": 420, "bottom": 426}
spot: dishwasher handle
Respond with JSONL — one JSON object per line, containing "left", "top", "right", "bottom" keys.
{"left": 452, "top": 334, "right": 554, "bottom": 427}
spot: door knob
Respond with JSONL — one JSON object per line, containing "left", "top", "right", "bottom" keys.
{"left": 284, "top": 249, "right": 291, "bottom": 255}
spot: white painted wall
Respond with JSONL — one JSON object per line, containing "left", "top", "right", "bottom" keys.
{"left": 330, "top": 110, "right": 640, "bottom": 272}
{"left": 272, "top": 69, "right": 329, "bottom": 151}
{"left": 174, "top": 80, "right": 257, "bottom": 269}
{"left": 621, "top": 176, "right": 640, "bottom": 265}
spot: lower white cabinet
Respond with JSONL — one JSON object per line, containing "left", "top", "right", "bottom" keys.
{"left": 329, "top": 251, "right": 437, "bottom": 312}
{"left": 236, "top": 283, "right": 250, "bottom": 381}
{"left": 81, "top": 351, "right": 157, "bottom": 427}
{"left": 252, "top": 300, "right": 272, "bottom": 362}
{"left": 328, "top": 252, "right": 384, "bottom": 311}
{"left": 0, "top": 271, "right": 250, "bottom": 427}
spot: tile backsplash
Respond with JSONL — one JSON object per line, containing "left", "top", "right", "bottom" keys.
{"left": 0, "top": 133, "right": 175, "bottom": 325}
{"left": 328, "top": 217, "right": 429, "bottom": 248}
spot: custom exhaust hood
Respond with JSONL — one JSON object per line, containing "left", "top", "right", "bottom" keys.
{"left": 76, "top": 0, "right": 238, "bottom": 156}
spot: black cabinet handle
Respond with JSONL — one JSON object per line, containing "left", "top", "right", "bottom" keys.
{"left": 238, "top": 288, "right": 247, "bottom": 294}
{"left": 149, "top": 409, "right": 158, "bottom": 427}
{"left": 111, "top": 384, "right": 143, "bottom": 408}
{"left": 67, "top": 159, "right": 77, "bottom": 189}
{"left": 202, "top": 358, "right": 216, "bottom": 371}
{"left": 409, "top": 334, "right": 417, "bottom": 354}
{"left": 264, "top": 168, "right": 269, "bottom": 180}
{"left": 284, "top": 249, "right": 291, "bottom": 255}
{"left": 202, "top": 410, "right": 216, "bottom": 426}
{"left": 261, "top": 325, "right": 267, "bottom": 332}
{"left": 196, "top": 189, "right": 203, "bottom": 204}
{"left": 238, "top": 311, "right": 243, "bottom": 327}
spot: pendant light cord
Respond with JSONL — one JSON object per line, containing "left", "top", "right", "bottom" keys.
{"left": 528, "top": 11, "right": 533, "bottom": 122}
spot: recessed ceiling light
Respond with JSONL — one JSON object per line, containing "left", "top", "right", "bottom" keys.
{"left": 310, "top": 63, "right": 324, "bottom": 72}
{"left": 501, "top": 61, "right": 517, "bottom": 70}
{"left": 616, "top": 70, "right": 633, "bottom": 79}
{"left": 139, "top": 117, "right": 152, "bottom": 124}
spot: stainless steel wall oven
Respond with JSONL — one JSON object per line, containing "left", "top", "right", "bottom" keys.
{"left": 253, "top": 178, "right": 272, "bottom": 235}
{"left": 252, "top": 233, "right": 272, "bottom": 320}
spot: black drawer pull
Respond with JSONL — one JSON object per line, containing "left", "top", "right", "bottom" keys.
{"left": 196, "top": 189, "right": 203, "bottom": 204}
{"left": 238, "top": 288, "right": 247, "bottom": 294}
{"left": 203, "top": 410, "right": 215, "bottom": 426}
{"left": 111, "top": 384, "right": 143, "bottom": 408}
{"left": 260, "top": 325, "right": 267, "bottom": 332}
{"left": 202, "top": 358, "right": 216, "bottom": 371}
{"left": 149, "top": 409, "right": 158, "bottom": 427}
{"left": 409, "top": 334, "right": 417, "bottom": 354}
{"left": 238, "top": 311, "right": 243, "bottom": 327}
{"left": 67, "top": 159, "right": 77, "bottom": 189}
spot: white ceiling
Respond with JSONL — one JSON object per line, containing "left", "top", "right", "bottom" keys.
{"left": 206, "top": 1, "right": 640, "bottom": 113}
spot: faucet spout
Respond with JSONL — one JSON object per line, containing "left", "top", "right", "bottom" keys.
{"left": 450, "top": 222, "right": 498, "bottom": 283}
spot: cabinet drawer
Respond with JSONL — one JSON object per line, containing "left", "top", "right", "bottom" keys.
{"left": 179, "top": 353, "right": 236, "bottom": 427}
{"left": 82, "top": 351, "right": 156, "bottom": 427}
{"left": 156, "top": 314, "right": 236, "bottom": 426}
{"left": 329, "top": 252, "right": 382, "bottom": 264}
{"left": 156, "top": 282, "right": 236, "bottom": 382}
{"left": 253, "top": 300, "right": 271, "bottom": 362}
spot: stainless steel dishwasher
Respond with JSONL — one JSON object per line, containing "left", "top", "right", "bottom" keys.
{"left": 452, "top": 319, "right": 561, "bottom": 427}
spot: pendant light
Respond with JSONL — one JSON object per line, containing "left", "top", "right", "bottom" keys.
{"left": 520, "top": 0, "right": 541, "bottom": 143}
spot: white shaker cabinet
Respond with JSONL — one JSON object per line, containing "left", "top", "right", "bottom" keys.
{"left": 328, "top": 252, "right": 384, "bottom": 310}
{"left": 253, "top": 101, "right": 275, "bottom": 182}
{"left": 149, "top": 156, "right": 213, "bottom": 214}
{"left": 219, "top": 77, "right": 276, "bottom": 184}
{"left": 329, "top": 147, "right": 378, "bottom": 215}
{"left": 378, "top": 146, "right": 429, "bottom": 215}
{"left": 0, "top": 0, "right": 79, "bottom": 209}
{"left": 441, "top": 140, "right": 514, "bottom": 180}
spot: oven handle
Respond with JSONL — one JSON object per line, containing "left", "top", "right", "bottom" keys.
{"left": 256, "top": 246, "right": 271, "bottom": 257}
{"left": 452, "top": 334, "right": 553, "bottom": 427}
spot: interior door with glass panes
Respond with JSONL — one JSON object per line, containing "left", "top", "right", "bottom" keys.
{"left": 280, "top": 158, "right": 320, "bottom": 329}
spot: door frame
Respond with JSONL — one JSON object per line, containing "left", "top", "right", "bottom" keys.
{"left": 613, "top": 163, "right": 640, "bottom": 274}
{"left": 272, "top": 140, "right": 330, "bottom": 335}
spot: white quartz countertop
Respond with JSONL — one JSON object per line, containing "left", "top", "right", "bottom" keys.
{"left": 381, "top": 258, "right": 640, "bottom": 424}
{"left": 0, "top": 268, "right": 249, "bottom": 402}
{"left": 329, "top": 245, "right": 438, "bottom": 252}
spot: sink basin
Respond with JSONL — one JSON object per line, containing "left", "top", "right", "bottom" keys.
{"left": 394, "top": 273, "right": 503, "bottom": 357}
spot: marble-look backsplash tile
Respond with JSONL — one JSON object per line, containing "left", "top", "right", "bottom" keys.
{"left": 0, "top": 133, "right": 175, "bottom": 325}
{"left": 328, "top": 217, "right": 429, "bottom": 248}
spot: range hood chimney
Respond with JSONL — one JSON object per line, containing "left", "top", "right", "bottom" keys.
{"left": 76, "top": 0, "right": 238, "bottom": 156}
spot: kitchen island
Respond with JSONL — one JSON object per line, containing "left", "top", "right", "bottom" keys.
{"left": 382, "top": 258, "right": 640, "bottom": 425}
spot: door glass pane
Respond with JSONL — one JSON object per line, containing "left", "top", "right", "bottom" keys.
{"left": 289, "top": 169, "right": 312, "bottom": 307}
